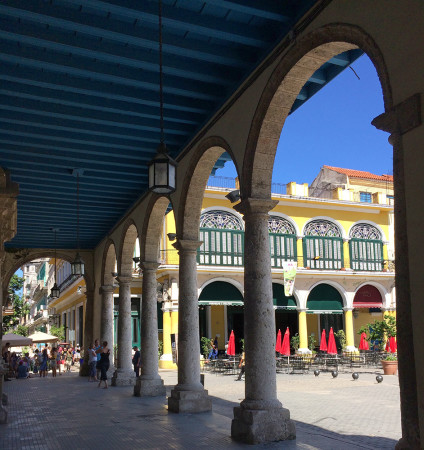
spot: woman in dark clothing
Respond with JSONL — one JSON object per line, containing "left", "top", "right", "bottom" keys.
{"left": 97, "top": 341, "right": 110, "bottom": 389}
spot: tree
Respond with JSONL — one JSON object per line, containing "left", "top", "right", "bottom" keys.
{"left": 50, "top": 325, "right": 65, "bottom": 341}
{"left": 3, "top": 273, "right": 26, "bottom": 333}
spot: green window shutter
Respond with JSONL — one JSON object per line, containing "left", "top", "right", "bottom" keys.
{"left": 349, "top": 239, "right": 383, "bottom": 271}
{"left": 269, "top": 233, "right": 297, "bottom": 268}
{"left": 303, "top": 236, "right": 343, "bottom": 270}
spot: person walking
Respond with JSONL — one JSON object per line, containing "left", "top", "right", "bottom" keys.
{"left": 50, "top": 347, "right": 58, "bottom": 377}
{"left": 94, "top": 339, "right": 102, "bottom": 381}
{"left": 97, "top": 341, "right": 110, "bottom": 389}
{"left": 235, "top": 351, "right": 245, "bottom": 381}
{"left": 39, "top": 348, "right": 48, "bottom": 377}
{"left": 65, "top": 348, "right": 73, "bottom": 372}
{"left": 132, "top": 346, "right": 141, "bottom": 378}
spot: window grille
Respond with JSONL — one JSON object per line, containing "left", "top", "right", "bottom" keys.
{"left": 198, "top": 210, "right": 244, "bottom": 266}
{"left": 349, "top": 223, "right": 383, "bottom": 271}
{"left": 303, "top": 220, "right": 343, "bottom": 269}
{"left": 268, "top": 216, "right": 297, "bottom": 267}
{"left": 360, "top": 192, "right": 372, "bottom": 203}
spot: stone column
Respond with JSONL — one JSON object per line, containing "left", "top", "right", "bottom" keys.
{"left": 79, "top": 289, "right": 94, "bottom": 376}
{"left": 112, "top": 276, "right": 135, "bottom": 386}
{"left": 231, "top": 198, "right": 295, "bottom": 444}
{"left": 100, "top": 285, "right": 116, "bottom": 373}
{"left": 344, "top": 308, "right": 356, "bottom": 352}
{"left": 372, "top": 95, "right": 422, "bottom": 449}
{"left": 0, "top": 274, "right": 7, "bottom": 424}
{"left": 134, "top": 262, "right": 165, "bottom": 397}
{"left": 168, "top": 240, "right": 212, "bottom": 413}
{"left": 297, "top": 309, "right": 309, "bottom": 354}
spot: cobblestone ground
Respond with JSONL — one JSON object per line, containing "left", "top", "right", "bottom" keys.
{"left": 1, "top": 366, "right": 400, "bottom": 449}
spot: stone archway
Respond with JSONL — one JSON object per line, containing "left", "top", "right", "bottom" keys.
{"left": 242, "top": 24, "right": 393, "bottom": 200}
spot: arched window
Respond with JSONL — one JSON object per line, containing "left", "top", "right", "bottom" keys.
{"left": 268, "top": 216, "right": 297, "bottom": 267}
{"left": 303, "top": 220, "right": 343, "bottom": 270}
{"left": 349, "top": 223, "right": 383, "bottom": 271}
{"left": 198, "top": 210, "right": 244, "bottom": 266}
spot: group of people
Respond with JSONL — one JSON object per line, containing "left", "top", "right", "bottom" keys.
{"left": 1, "top": 341, "right": 82, "bottom": 379}
{"left": 87, "top": 339, "right": 110, "bottom": 388}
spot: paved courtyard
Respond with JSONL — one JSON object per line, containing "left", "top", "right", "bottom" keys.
{"left": 1, "top": 367, "right": 400, "bottom": 449}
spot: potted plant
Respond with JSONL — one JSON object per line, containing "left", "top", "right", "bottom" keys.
{"left": 381, "top": 353, "right": 398, "bottom": 375}
{"left": 291, "top": 333, "right": 300, "bottom": 354}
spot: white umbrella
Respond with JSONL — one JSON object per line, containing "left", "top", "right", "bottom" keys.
{"left": 2, "top": 333, "right": 33, "bottom": 347}
{"left": 27, "top": 331, "right": 59, "bottom": 343}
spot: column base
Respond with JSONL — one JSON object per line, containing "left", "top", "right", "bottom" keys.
{"left": 296, "top": 348, "right": 312, "bottom": 354}
{"left": 344, "top": 346, "right": 358, "bottom": 353}
{"left": 106, "top": 364, "right": 116, "bottom": 380}
{"left": 0, "top": 404, "right": 7, "bottom": 424}
{"left": 2, "top": 392, "right": 8, "bottom": 406}
{"left": 231, "top": 406, "right": 296, "bottom": 444}
{"left": 111, "top": 368, "right": 136, "bottom": 386}
{"left": 168, "top": 388, "right": 212, "bottom": 413}
{"left": 134, "top": 377, "right": 166, "bottom": 397}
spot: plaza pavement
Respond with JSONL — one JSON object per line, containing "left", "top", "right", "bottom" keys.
{"left": 1, "top": 366, "right": 400, "bottom": 449}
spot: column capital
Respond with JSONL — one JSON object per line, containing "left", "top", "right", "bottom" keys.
{"left": 116, "top": 276, "right": 132, "bottom": 285}
{"left": 372, "top": 93, "right": 421, "bottom": 136}
{"left": 343, "top": 307, "right": 354, "bottom": 312}
{"left": 172, "top": 239, "right": 202, "bottom": 253}
{"left": 100, "top": 285, "right": 115, "bottom": 294}
{"left": 141, "top": 261, "right": 160, "bottom": 272}
{"left": 234, "top": 197, "right": 278, "bottom": 217}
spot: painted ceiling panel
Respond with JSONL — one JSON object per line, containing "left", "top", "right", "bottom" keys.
{"left": 0, "top": 0, "right": 362, "bottom": 249}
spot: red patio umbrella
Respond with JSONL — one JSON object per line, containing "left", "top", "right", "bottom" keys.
{"left": 281, "top": 327, "right": 290, "bottom": 356}
{"left": 327, "top": 327, "right": 337, "bottom": 355}
{"left": 385, "top": 338, "right": 391, "bottom": 352}
{"left": 227, "top": 330, "right": 236, "bottom": 356}
{"left": 389, "top": 336, "right": 397, "bottom": 353}
{"left": 359, "top": 332, "right": 369, "bottom": 351}
{"left": 275, "top": 329, "right": 282, "bottom": 354}
{"left": 319, "top": 329, "right": 327, "bottom": 352}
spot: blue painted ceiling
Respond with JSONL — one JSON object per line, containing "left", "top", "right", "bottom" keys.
{"left": 0, "top": 0, "right": 362, "bottom": 249}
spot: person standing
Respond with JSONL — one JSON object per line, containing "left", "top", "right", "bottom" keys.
{"left": 97, "top": 341, "right": 110, "bottom": 389}
{"left": 65, "top": 348, "right": 73, "bottom": 372}
{"left": 50, "top": 347, "right": 58, "bottom": 377}
{"left": 132, "top": 346, "right": 141, "bottom": 378}
{"left": 94, "top": 339, "right": 102, "bottom": 381}
{"left": 88, "top": 343, "right": 97, "bottom": 382}
{"left": 39, "top": 348, "right": 48, "bottom": 377}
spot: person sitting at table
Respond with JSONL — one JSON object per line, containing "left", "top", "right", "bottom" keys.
{"left": 208, "top": 339, "right": 218, "bottom": 360}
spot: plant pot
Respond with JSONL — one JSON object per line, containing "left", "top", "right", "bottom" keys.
{"left": 381, "top": 360, "right": 398, "bottom": 375}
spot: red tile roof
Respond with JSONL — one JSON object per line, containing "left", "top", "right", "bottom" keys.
{"left": 324, "top": 165, "right": 393, "bottom": 182}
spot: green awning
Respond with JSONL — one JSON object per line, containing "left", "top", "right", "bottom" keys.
{"left": 198, "top": 281, "right": 244, "bottom": 306}
{"left": 306, "top": 284, "right": 343, "bottom": 313}
{"left": 272, "top": 283, "right": 297, "bottom": 310}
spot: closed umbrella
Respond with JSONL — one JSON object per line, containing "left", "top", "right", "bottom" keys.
{"left": 319, "top": 329, "right": 327, "bottom": 352}
{"left": 389, "top": 336, "right": 397, "bottom": 353}
{"left": 359, "top": 332, "right": 369, "bottom": 351}
{"left": 227, "top": 330, "right": 236, "bottom": 356}
{"left": 281, "top": 327, "right": 290, "bottom": 356}
{"left": 327, "top": 327, "right": 337, "bottom": 355}
{"left": 275, "top": 329, "right": 282, "bottom": 354}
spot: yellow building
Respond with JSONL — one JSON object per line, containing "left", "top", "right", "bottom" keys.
{"left": 157, "top": 167, "right": 395, "bottom": 364}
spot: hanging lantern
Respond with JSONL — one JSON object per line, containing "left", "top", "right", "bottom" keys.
{"left": 71, "top": 252, "right": 85, "bottom": 276}
{"left": 50, "top": 282, "right": 60, "bottom": 299}
{"left": 148, "top": 143, "right": 177, "bottom": 194}
{"left": 147, "top": 0, "right": 177, "bottom": 195}
{"left": 50, "top": 228, "right": 61, "bottom": 299}
{"left": 71, "top": 169, "right": 85, "bottom": 275}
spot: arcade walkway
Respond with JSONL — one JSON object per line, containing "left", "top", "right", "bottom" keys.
{"left": 2, "top": 369, "right": 400, "bottom": 449}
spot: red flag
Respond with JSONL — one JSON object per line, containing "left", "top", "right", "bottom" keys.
{"left": 320, "top": 329, "right": 327, "bottom": 352}
{"left": 227, "top": 330, "right": 236, "bottom": 356}
{"left": 281, "top": 327, "right": 290, "bottom": 356}
{"left": 359, "top": 332, "right": 369, "bottom": 350}
{"left": 275, "top": 329, "right": 282, "bottom": 353}
{"left": 327, "top": 327, "right": 337, "bottom": 355}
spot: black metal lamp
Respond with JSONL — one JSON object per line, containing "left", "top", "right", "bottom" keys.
{"left": 71, "top": 169, "right": 85, "bottom": 276}
{"left": 148, "top": 0, "right": 177, "bottom": 194}
{"left": 51, "top": 228, "right": 60, "bottom": 299}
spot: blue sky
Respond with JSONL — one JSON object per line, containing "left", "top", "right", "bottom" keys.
{"left": 216, "top": 54, "right": 392, "bottom": 185}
